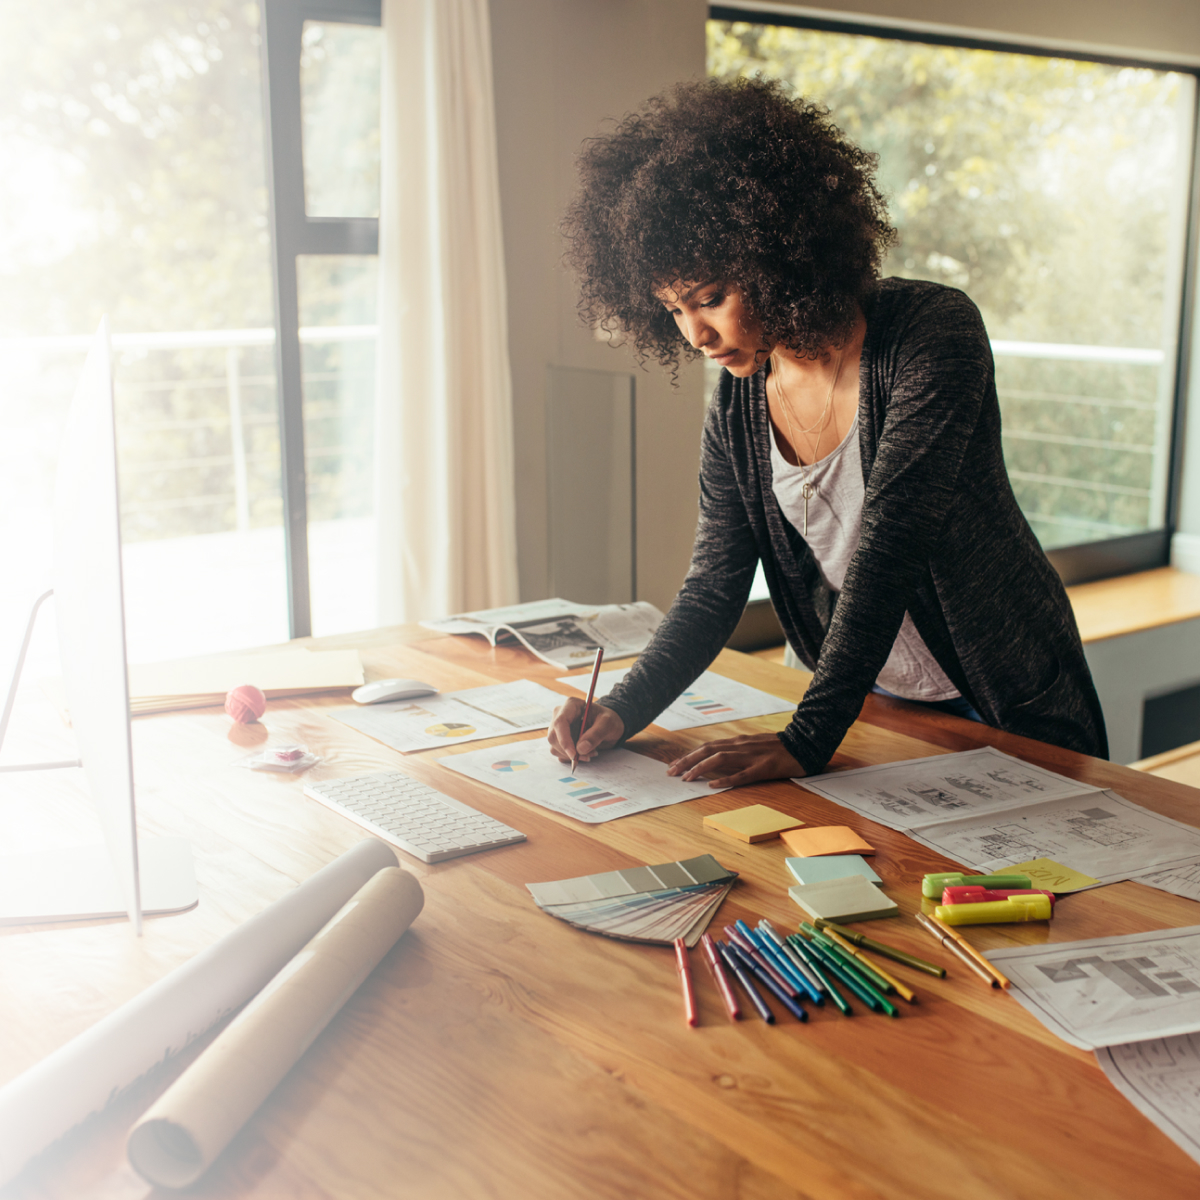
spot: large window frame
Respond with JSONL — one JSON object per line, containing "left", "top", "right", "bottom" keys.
{"left": 260, "top": 0, "right": 381, "bottom": 639}
{"left": 711, "top": 3, "right": 1200, "bottom": 589}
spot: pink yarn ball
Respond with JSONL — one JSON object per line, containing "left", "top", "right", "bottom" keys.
{"left": 225, "top": 684, "right": 267, "bottom": 724}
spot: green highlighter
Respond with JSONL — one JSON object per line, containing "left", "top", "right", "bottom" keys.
{"left": 921, "top": 871, "right": 1032, "bottom": 899}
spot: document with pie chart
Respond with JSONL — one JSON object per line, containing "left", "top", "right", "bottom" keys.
{"left": 330, "top": 680, "right": 565, "bottom": 753}
{"left": 438, "top": 742, "right": 724, "bottom": 823}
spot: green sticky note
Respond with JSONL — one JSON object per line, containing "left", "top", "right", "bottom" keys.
{"left": 1006, "top": 857, "right": 1100, "bottom": 893}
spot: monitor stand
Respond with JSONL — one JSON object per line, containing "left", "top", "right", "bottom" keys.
{"left": 0, "top": 590, "right": 198, "bottom": 925}
{"left": 0, "top": 838, "right": 198, "bottom": 925}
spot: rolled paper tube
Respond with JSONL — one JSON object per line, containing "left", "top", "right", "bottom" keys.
{"left": 0, "top": 838, "right": 398, "bottom": 1188}
{"left": 128, "top": 866, "right": 424, "bottom": 1189}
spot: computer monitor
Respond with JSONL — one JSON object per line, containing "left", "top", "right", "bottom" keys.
{"left": 0, "top": 319, "right": 196, "bottom": 932}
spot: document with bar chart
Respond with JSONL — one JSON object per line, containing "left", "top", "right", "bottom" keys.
{"left": 437, "top": 742, "right": 724, "bottom": 823}
{"left": 557, "top": 667, "right": 792, "bottom": 730}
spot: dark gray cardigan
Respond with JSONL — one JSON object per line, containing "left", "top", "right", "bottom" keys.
{"left": 603, "top": 278, "right": 1108, "bottom": 775}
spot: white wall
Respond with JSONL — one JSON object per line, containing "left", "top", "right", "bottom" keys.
{"left": 490, "top": 0, "right": 709, "bottom": 614}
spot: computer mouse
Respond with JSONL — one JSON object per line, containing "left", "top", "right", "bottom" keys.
{"left": 351, "top": 678, "right": 440, "bottom": 704}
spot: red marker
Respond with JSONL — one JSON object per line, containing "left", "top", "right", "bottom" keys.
{"left": 941, "top": 886, "right": 1056, "bottom": 906}
{"left": 700, "top": 932, "right": 741, "bottom": 1021}
{"left": 674, "top": 937, "right": 699, "bottom": 1027}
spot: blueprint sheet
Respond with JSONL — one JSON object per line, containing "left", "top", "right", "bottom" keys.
{"left": 796, "top": 747, "right": 1090, "bottom": 832}
{"left": 1129, "top": 860, "right": 1200, "bottom": 903}
{"left": 905, "top": 790, "right": 1200, "bottom": 884}
{"left": 437, "top": 742, "right": 724, "bottom": 824}
{"left": 988, "top": 926, "right": 1200, "bottom": 1050}
{"left": 1096, "top": 1034, "right": 1200, "bottom": 1167}
{"left": 557, "top": 667, "right": 792, "bottom": 730}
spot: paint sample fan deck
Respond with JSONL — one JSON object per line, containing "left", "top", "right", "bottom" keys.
{"left": 526, "top": 855, "right": 737, "bottom": 946}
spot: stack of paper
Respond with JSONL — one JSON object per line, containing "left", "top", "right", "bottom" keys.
{"left": 786, "top": 855, "right": 881, "bottom": 887}
{"left": 703, "top": 804, "right": 804, "bottom": 843}
{"left": 44, "top": 647, "right": 365, "bottom": 716}
{"left": 781, "top": 827, "right": 875, "bottom": 857}
{"left": 526, "top": 854, "right": 737, "bottom": 946}
{"left": 788, "top": 875, "right": 899, "bottom": 923}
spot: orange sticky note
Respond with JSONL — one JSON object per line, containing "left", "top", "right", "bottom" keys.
{"left": 780, "top": 826, "right": 875, "bottom": 857}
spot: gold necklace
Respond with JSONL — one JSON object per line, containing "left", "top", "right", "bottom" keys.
{"left": 771, "top": 347, "right": 845, "bottom": 536}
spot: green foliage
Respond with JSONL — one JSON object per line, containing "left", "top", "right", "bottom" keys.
{"left": 707, "top": 21, "right": 1192, "bottom": 549}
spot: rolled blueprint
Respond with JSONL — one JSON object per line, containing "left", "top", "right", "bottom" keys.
{"left": 128, "top": 866, "right": 424, "bottom": 1188}
{"left": 0, "top": 838, "right": 397, "bottom": 1187}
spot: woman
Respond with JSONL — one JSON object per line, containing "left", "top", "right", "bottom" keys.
{"left": 547, "top": 77, "right": 1107, "bottom": 787}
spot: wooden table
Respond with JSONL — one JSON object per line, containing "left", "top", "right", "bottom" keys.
{"left": 4, "top": 625, "right": 1200, "bottom": 1199}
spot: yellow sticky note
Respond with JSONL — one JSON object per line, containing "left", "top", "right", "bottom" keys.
{"left": 703, "top": 804, "right": 804, "bottom": 843}
{"left": 780, "top": 826, "right": 875, "bottom": 857}
{"left": 1007, "top": 857, "right": 1100, "bottom": 893}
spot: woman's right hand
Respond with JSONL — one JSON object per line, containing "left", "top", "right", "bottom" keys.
{"left": 547, "top": 697, "right": 625, "bottom": 764}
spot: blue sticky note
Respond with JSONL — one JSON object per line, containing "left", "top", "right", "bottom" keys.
{"left": 786, "top": 855, "right": 882, "bottom": 887}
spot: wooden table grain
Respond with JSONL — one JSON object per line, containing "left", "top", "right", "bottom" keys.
{"left": 3, "top": 627, "right": 1200, "bottom": 1199}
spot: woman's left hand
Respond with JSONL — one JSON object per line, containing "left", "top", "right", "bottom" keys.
{"left": 666, "top": 732, "right": 805, "bottom": 788}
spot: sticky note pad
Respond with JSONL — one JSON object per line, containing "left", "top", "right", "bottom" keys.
{"left": 787, "top": 854, "right": 881, "bottom": 887}
{"left": 1006, "top": 857, "right": 1100, "bottom": 893}
{"left": 781, "top": 826, "right": 875, "bottom": 857}
{"left": 703, "top": 804, "right": 804, "bottom": 843}
{"left": 788, "top": 876, "right": 899, "bottom": 922}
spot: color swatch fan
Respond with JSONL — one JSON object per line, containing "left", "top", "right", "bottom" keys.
{"left": 526, "top": 855, "right": 737, "bottom": 946}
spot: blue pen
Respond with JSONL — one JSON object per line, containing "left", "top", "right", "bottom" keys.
{"left": 745, "top": 923, "right": 822, "bottom": 1005}
{"left": 756, "top": 921, "right": 825, "bottom": 1004}
{"left": 716, "top": 940, "right": 774, "bottom": 1024}
{"left": 728, "top": 942, "right": 808, "bottom": 1023}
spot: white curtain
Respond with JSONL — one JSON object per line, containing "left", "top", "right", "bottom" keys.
{"left": 375, "top": 0, "right": 519, "bottom": 623}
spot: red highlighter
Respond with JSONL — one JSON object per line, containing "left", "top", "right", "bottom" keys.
{"left": 674, "top": 937, "right": 699, "bottom": 1027}
{"left": 941, "top": 885, "right": 1056, "bottom": 906}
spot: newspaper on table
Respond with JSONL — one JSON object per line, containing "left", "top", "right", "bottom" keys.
{"left": 330, "top": 680, "right": 564, "bottom": 753}
{"left": 1096, "top": 1034, "right": 1200, "bottom": 1169}
{"left": 420, "top": 598, "right": 664, "bottom": 668}
{"left": 796, "top": 747, "right": 1200, "bottom": 887}
{"left": 986, "top": 926, "right": 1200, "bottom": 1051}
{"left": 438, "top": 741, "right": 725, "bottom": 824}
{"left": 557, "top": 666, "right": 793, "bottom": 730}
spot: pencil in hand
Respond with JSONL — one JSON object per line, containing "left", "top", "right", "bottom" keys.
{"left": 570, "top": 647, "right": 604, "bottom": 773}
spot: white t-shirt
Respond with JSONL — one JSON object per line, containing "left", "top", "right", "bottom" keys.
{"left": 770, "top": 415, "right": 960, "bottom": 702}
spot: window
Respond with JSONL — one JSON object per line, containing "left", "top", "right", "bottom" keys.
{"left": 709, "top": 8, "right": 1199, "bottom": 586}
{"left": 0, "top": 0, "right": 381, "bottom": 674}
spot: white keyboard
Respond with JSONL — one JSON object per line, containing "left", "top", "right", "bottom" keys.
{"left": 304, "top": 771, "right": 526, "bottom": 864}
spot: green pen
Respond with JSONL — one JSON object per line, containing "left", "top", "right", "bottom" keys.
{"left": 921, "top": 872, "right": 1032, "bottom": 899}
{"left": 798, "top": 931, "right": 893, "bottom": 1015}
{"left": 807, "top": 927, "right": 898, "bottom": 1000}
{"left": 801, "top": 928, "right": 899, "bottom": 1018}
{"left": 787, "top": 935, "right": 853, "bottom": 1016}
{"left": 817, "top": 933, "right": 896, "bottom": 996}
{"left": 813, "top": 919, "right": 947, "bottom": 978}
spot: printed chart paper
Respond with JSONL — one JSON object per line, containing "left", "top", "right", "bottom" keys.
{"left": 797, "top": 747, "right": 1090, "bottom": 832}
{"left": 987, "top": 926, "right": 1200, "bottom": 1050}
{"left": 1096, "top": 1034, "right": 1200, "bottom": 1168}
{"left": 557, "top": 667, "right": 792, "bottom": 730}
{"left": 330, "top": 680, "right": 564, "bottom": 753}
{"left": 438, "top": 742, "right": 723, "bottom": 824}
{"left": 906, "top": 790, "right": 1200, "bottom": 885}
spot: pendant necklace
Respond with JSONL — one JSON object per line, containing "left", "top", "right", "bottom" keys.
{"left": 772, "top": 346, "right": 845, "bottom": 536}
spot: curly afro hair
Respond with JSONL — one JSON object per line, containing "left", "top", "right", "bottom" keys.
{"left": 562, "top": 76, "right": 897, "bottom": 371}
